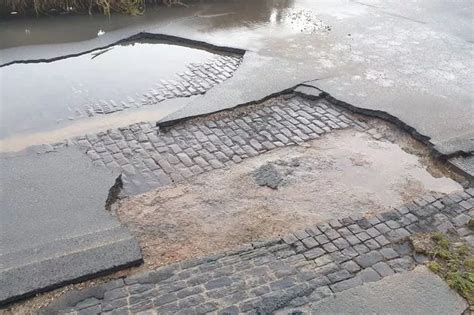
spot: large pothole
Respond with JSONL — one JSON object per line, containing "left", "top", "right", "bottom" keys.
{"left": 1, "top": 94, "right": 467, "bottom": 314}
{"left": 115, "top": 121, "right": 463, "bottom": 269}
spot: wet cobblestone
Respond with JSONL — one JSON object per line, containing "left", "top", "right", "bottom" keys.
{"left": 73, "top": 54, "right": 242, "bottom": 119}
{"left": 54, "top": 95, "right": 361, "bottom": 194}
{"left": 41, "top": 189, "right": 474, "bottom": 314}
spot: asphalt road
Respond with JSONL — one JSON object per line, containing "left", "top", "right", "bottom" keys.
{"left": 0, "top": 147, "right": 142, "bottom": 304}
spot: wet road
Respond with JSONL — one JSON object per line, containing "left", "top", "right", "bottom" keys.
{"left": 1, "top": 0, "right": 473, "bottom": 154}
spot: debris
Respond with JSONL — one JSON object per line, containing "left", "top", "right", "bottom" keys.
{"left": 252, "top": 163, "right": 283, "bottom": 189}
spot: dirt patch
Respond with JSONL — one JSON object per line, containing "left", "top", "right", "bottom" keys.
{"left": 116, "top": 127, "right": 463, "bottom": 269}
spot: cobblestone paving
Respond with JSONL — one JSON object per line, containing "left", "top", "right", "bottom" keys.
{"left": 41, "top": 189, "right": 474, "bottom": 314}
{"left": 49, "top": 95, "right": 362, "bottom": 194}
{"left": 72, "top": 54, "right": 242, "bottom": 119}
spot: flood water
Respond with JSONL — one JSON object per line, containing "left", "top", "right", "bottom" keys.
{"left": 0, "top": 40, "right": 225, "bottom": 139}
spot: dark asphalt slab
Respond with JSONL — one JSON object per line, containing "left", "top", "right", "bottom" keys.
{"left": 0, "top": 146, "right": 142, "bottom": 305}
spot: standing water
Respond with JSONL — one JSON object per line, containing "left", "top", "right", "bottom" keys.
{"left": 0, "top": 40, "right": 242, "bottom": 140}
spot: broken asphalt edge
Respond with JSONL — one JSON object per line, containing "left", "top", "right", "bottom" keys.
{"left": 0, "top": 32, "right": 246, "bottom": 68}
{"left": 0, "top": 230, "right": 143, "bottom": 307}
{"left": 2, "top": 30, "right": 469, "bottom": 163}
{"left": 0, "top": 151, "right": 142, "bottom": 307}
{"left": 295, "top": 84, "right": 473, "bottom": 182}
{"left": 156, "top": 83, "right": 472, "bottom": 181}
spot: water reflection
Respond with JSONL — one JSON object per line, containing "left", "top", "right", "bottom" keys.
{"left": 192, "top": 0, "right": 295, "bottom": 29}
{"left": 0, "top": 0, "right": 297, "bottom": 49}
{"left": 188, "top": 0, "right": 328, "bottom": 37}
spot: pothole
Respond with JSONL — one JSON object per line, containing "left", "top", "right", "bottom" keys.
{"left": 1, "top": 93, "right": 468, "bottom": 314}
{"left": 0, "top": 38, "right": 243, "bottom": 140}
{"left": 99, "top": 95, "right": 465, "bottom": 269}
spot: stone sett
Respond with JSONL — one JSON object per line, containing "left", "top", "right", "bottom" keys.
{"left": 42, "top": 190, "right": 473, "bottom": 314}
{"left": 76, "top": 55, "right": 242, "bottom": 121}
{"left": 59, "top": 96, "right": 358, "bottom": 195}
{"left": 33, "top": 72, "right": 474, "bottom": 315}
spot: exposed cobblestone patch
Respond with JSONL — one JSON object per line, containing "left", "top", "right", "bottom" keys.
{"left": 77, "top": 54, "right": 242, "bottom": 118}
{"left": 41, "top": 189, "right": 474, "bottom": 314}
{"left": 55, "top": 95, "right": 361, "bottom": 194}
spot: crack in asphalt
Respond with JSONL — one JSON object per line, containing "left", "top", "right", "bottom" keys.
{"left": 0, "top": 32, "right": 246, "bottom": 67}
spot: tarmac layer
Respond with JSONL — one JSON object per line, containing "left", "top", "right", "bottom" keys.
{"left": 0, "top": 147, "right": 142, "bottom": 305}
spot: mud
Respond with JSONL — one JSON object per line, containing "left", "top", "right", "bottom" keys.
{"left": 116, "top": 126, "right": 462, "bottom": 269}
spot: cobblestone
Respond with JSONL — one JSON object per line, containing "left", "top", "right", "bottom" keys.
{"left": 42, "top": 190, "right": 473, "bottom": 314}
{"left": 75, "top": 54, "right": 242, "bottom": 118}
{"left": 53, "top": 95, "right": 360, "bottom": 194}
{"left": 359, "top": 267, "right": 382, "bottom": 283}
{"left": 372, "top": 262, "right": 395, "bottom": 277}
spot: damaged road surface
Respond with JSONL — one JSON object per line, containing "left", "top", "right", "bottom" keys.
{"left": 5, "top": 92, "right": 470, "bottom": 314}
{"left": 0, "top": 0, "right": 473, "bottom": 312}
{"left": 0, "top": 147, "right": 142, "bottom": 305}
{"left": 1, "top": 92, "right": 470, "bottom": 313}
{"left": 113, "top": 96, "right": 462, "bottom": 268}
{"left": 2, "top": 0, "right": 472, "bottom": 157}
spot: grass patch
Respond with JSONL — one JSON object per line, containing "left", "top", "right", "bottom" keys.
{"left": 410, "top": 232, "right": 474, "bottom": 306}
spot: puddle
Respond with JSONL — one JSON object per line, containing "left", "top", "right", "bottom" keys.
{"left": 195, "top": 5, "right": 329, "bottom": 35}
{"left": 116, "top": 128, "right": 462, "bottom": 268}
{"left": 0, "top": 39, "right": 241, "bottom": 140}
{"left": 0, "top": 1, "right": 329, "bottom": 49}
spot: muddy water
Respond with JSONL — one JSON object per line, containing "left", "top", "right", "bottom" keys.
{"left": 0, "top": 0, "right": 330, "bottom": 50}
{"left": 117, "top": 128, "right": 462, "bottom": 268}
{"left": 0, "top": 40, "right": 219, "bottom": 140}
